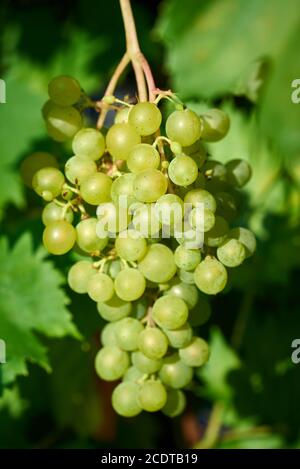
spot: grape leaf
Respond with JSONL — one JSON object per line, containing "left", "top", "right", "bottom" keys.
{"left": 0, "top": 233, "right": 80, "bottom": 385}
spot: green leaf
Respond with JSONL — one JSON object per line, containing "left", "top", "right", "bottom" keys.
{"left": 0, "top": 233, "right": 80, "bottom": 385}
{"left": 199, "top": 327, "right": 240, "bottom": 401}
{"left": 0, "top": 386, "right": 28, "bottom": 419}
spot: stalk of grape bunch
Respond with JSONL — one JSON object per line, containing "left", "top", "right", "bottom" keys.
{"left": 21, "top": 0, "right": 256, "bottom": 418}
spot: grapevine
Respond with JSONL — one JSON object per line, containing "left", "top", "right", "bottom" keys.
{"left": 22, "top": 0, "right": 256, "bottom": 418}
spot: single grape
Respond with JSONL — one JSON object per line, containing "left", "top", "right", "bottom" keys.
{"left": 111, "top": 173, "right": 136, "bottom": 208}
{"left": 164, "top": 323, "right": 193, "bottom": 348}
{"left": 137, "top": 380, "right": 167, "bottom": 412}
{"left": 129, "top": 102, "right": 162, "bottom": 136}
{"left": 72, "top": 128, "right": 105, "bottom": 161}
{"left": 162, "top": 389, "right": 186, "bottom": 417}
{"left": 138, "top": 244, "right": 176, "bottom": 283}
{"left": 112, "top": 382, "right": 141, "bottom": 417}
{"left": 114, "top": 107, "right": 130, "bottom": 124}
{"left": 123, "top": 366, "right": 144, "bottom": 382}
{"left": 228, "top": 227, "right": 256, "bottom": 258}
{"left": 87, "top": 272, "right": 115, "bottom": 302}
{"left": 131, "top": 204, "right": 161, "bottom": 238}
{"left": 127, "top": 144, "right": 160, "bottom": 173}
{"left": 42, "top": 201, "right": 73, "bottom": 225}
{"left": 159, "top": 354, "right": 193, "bottom": 389}
{"left": 43, "top": 220, "right": 76, "bottom": 255}
{"left": 65, "top": 156, "right": 97, "bottom": 184}
{"left": 80, "top": 173, "right": 112, "bottom": 205}
{"left": 168, "top": 155, "right": 198, "bottom": 186}
{"left": 204, "top": 215, "right": 229, "bottom": 247}
{"left": 226, "top": 159, "right": 252, "bottom": 187}
{"left": 114, "top": 268, "right": 146, "bottom": 302}
{"left": 20, "top": 152, "right": 58, "bottom": 187}
{"left": 115, "top": 229, "right": 147, "bottom": 261}
{"left": 189, "top": 207, "right": 215, "bottom": 232}
{"left": 178, "top": 268, "right": 196, "bottom": 285}
{"left": 174, "top": 245, "right": 201, "bottom": 271}
{"left": 48, "top": 75, "right": 81, "bottom": 106}
{"left": 133, "top": 169, "right": 168, "bottom": 203}
{"left": 203, "top": 160, "right": 227, "bottom": 182}
{"left": 106, "top": 259, "right": 122, "bottom": 279}
{"left": 106, "top": 123, "right": 141, "bottom": 160}
{"left": 68, "top": 260, "right": 95, "bottom": 293}
{"left": 100, "top": 322, "right": 119, "bottom": 346}
{"left": 164, "top": 280, "right": 198, "bottom": 309}
{"left": 217, "top": 238, "right": 246, "bottom": 267}
{"left": 76, "top": 218, "right": 108, "bottom": 253}
{"left": 194, "top": 257, "right": 227, "bottom": 295}
{"left": 189, "top": 296, "right": 211, "bottom": 327}
{"left": 166, "top": 109, "right": 201, "bottom": 146}
{"left": 97, "top": 295, "right": 132, "bottom": 322}
{"left": 152, "top": 295, "right": 188, "bottom": 330}
{"left": 138, "top": 327, "right": 168, "bottom": 360}
{"left": 179, "top": 337, "right": 209, "bottom": 367}
{"left": 45, "top": 104, "right": 82, "bottom": 141}
{"left": 32, "top": 167, "right": 64, "bottom": 201}
{"left": 95, "top": 346, "right": 129, "bottom": 381}
{"left": 132, "top": 351, "right": 162, "bottom": 374}
{"left": 184, "top": 189, "right": 217, "bottom": 212}
{"left": 200, "top": 109, "right": 230, "bottom": 142}
{"left": 115, "top": 317, "right": 144, "bottom": 351}
{"left": 155, "top": 194, "right": 184, "bottom": 227}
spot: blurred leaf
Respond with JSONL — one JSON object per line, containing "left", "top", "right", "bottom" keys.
{"left": 218, "top": 431, "right": 283, "bottom": 449}
{"left": 0, "top": 233, "right": 80, "bottom": 385}
{"left": 0, "top": 386, "right": 28, "bottom": 418}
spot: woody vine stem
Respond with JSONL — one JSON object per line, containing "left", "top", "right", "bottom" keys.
{"left": 97, "top": 0, "right": 156, "bottom": 129}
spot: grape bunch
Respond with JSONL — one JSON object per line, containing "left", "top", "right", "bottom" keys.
{"left": 22, "top": 74, "right": 256, "bottom": 418}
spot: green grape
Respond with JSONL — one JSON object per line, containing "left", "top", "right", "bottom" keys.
{"left": 114, "top": 107, "right": 130, "bottom": 124}
{"left": 68, "top": 260, "right": 95, "bottom": 294}
{"left": 189, "top": 296, "right": 211, "bottom": 327}
{"left": 115, "top": 229, "right": 147, "bottom": 261}
{"left": 114, "top": 268, "right": 146, "bottom": 302}
{"left": 166, "top": 109, "right": 201, "bottom": 146}
{"left": 42, "top": 99, "right": 55, "bottom": 119}
{"left": 87, "top": 272, "right": 114, "bottom": 302}
{"left": 178, "top": 268, "right": 196, "bottom": 285}
{"left": 132, "top": 351, "right": 162, "bottom": 374}
{"left": 226, "top": 159, "right": 252, "bottom": 188}
{"left": 43, "top": 220, "right": 76, "bottom": 255}
{"left": 128, "top": 102, "right": 162, "bottom": 136}
{"left": 138, "top": 244, "right": 176, "bottom": 283}
{"left": 182, "top": 139, "right": 204, "bottom": 155}
{"left": 164, "top": 280, "right": 198, "bottom": 309}
{"left": 132, "top": 298, "right": 148, "bottom": 320}
{"left": 131, "top": 204, "right": 161, "bottom": 238}
{"left": 106, "top": 123, "right": 141, "bottom": 160}
{"left": 65, "top": 156, "right": 97, "bottom": 184}
{"left": 189, "top": 207, "right": 215, "bottom": 232}
{"left": 111, "top": 173, "right": 136, "bottom": 208}
{"left": 164, "top": 323, "right": 193, "bottom": 348}
{"left": 217, "top": 238, "right": 246, "bottom": 267}
{"left": 127, "top": 144, "right": 160, "bottom": 173}
{"left": 179, "top": 337, "right": 209, "bottom": 367}
{"left": 138, "top": 327, "right": 168, "bottom": 360}
{"left": 100, "top": 322, "right": 119, "bottom": 346}
{"left": 80, "top": 173, "right": 112, "bottom": 205}
{"left": 112, "top": 382, "right": 141, "bottom": 417}
{"left": 97, "top": 295, "right": 132, "bottom": 322}
{"left": 95, "top": 346, "right": 129, "bottom": 381}
{"left": 194, "top": 257, "right": 227, "bottom": 295}
{"left": 228, "top": 227, "right": 256, "bottom": 258}
{"left": 138, "top": 380, "right": 167, "bottom": 412}
{"left": 152, "top": 295, "right": 188, "bottom": 330}
{"left": 45, "top": 104, "right": 82, "bottom": 141}
{"left": 76, "top": 218, "right": 108, "bottom": 253}
{"left": 162, "top": 389, "right": 186, "bottom": 417}
{"left": 174, "top": 245, "right": 201, "bottom": 271}
{"left": 203, "top": 160, "right": 227, "bottom": 182}
{"left": 168, "top": 155, "right": 198, "bottom": 186}
{"left": 96, "top": 202, "right": 130, "bottom": 234}
{"left": 48, "top": 75, "right": 81, "bottom": 106}
{"left": 155, "top": 194, "right": 184, "bottom": 227}
{"left": 204, "top": 215, "right": 229, "bottom": 247}
{"left": 20, "top": 152, "right": 58, "bottom": 188}
{"left": 32, "top": 167, "right": 64, "bottom": 201}
{"left": 200, "top": 109, "right": 230, "bottom": 142}
{"left": 115, "top": 317, "right": 144, "bottom": 351}
{"left": 42, "top": 201, "right": 74, "bottom": 225}
{"left": 107, "top": 259, "right": 122, "bottom": 279}
{"left": 159, "top": 354, "right": 193, "bottom": 389}
{"left": 184, "top": 189, "right": 217, "bottom": 212}
{"left": 123, "top": 366, "right": 144, "bottom": 382}
{"left": 133, "top": 169, "right": 168, "bottom": 203}
{"left": 215, "top": 192, "right": 237, "bottom": 221}
{"left": 72, "top": 128, "right": 105, "bottom": 161}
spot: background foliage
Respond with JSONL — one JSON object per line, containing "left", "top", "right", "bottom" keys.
{"left": 0, "top": 0, "right": 300, "bottom": 449}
